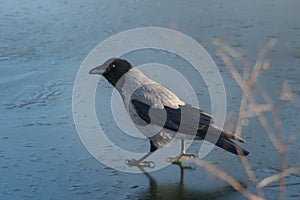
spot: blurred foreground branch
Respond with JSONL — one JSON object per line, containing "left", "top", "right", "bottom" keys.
{"left": 210, "top": 38, "right": 299, "bottom": 200}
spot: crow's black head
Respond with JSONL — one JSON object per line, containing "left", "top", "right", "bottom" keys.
{"left": 89, "top": 58, "right": 133, "bottom": 86}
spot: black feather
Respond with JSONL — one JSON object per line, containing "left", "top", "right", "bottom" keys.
{"left": 131, "top": 99, "right": 249, "bottom": 156}
{"left": 216, "top": 136, "right": 249, "bottom": 156}
{"left": 131, "top": 99, "right": 213, "bottom": 135}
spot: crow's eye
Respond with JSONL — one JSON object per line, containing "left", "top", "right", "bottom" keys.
{"left": 112, "top": 64, "right": 116, "bottom": 68}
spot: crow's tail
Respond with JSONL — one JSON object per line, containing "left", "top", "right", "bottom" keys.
{"left": 199, "top": 125, "right": 249, "bottom": 156}
{"left": 216, "top": 133, "right": 249, "bottom": 156}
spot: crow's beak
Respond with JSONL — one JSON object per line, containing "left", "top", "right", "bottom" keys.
{"left": 89, "top": 64, "right": 107, "bottom": 75}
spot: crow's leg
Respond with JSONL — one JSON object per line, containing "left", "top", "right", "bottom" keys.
{"left": 167, "top": 140, "right": 195, "bottom": 164}
{"left": 125, "top": 141, "right": 158, "bottom": 168}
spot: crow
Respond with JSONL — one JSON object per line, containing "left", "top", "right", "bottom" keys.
{"left": 89, "top": 58, "right": 249, "bottom": 166}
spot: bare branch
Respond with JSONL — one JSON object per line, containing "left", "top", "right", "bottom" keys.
{"left": 257, "top": 168, "right": 300, "bottom": 189}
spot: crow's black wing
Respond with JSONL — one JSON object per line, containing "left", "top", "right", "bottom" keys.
{"left": 131, "top": 99, "right": 249, "bottom": 156}
{"left": 129, "top": 83, "right": 213, "bottom": 136}
{"left": 131, "top": 98, "right": 214, "bottom": 137}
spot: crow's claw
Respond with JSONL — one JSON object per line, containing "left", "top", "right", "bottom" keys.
{"left": 125, "top": 159, "right": 155, "bottom": 168}
{"left": 167, "top": 153, "right": 196, "bottom": 163}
